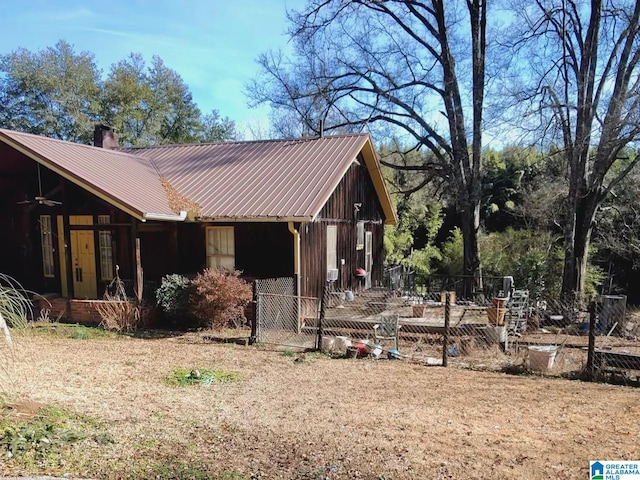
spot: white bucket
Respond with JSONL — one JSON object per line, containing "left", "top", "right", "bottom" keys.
{"left": 528, "top": 345, "right": 558, "bottom": 371}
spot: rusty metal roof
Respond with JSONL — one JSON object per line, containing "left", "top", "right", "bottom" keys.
{"left": 0, "top": 128, "right": 177, "bottom": 220}
{"left": 0, "top": 128, "right": 397, "bottom": 224}
{"left": 120, "top": 134, "right": 387, "bottom": 221}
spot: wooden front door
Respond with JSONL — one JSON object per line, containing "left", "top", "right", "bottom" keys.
{"left": 69, "top": 216, "right": 97, "bottom": 299}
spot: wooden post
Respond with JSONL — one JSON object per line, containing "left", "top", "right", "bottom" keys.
{"left": 255, "top": 293, "right": 264, "bottom": 344}
{"left": 442, "top": 291, "right": 451, "bottom": 367}
{"left": 61, "top": 180, "right": 74, "bottom": 298}
{"left": 135, "top": 238, "right": 143, "bottom": 304}
{"left": 249, "top": 282, "right": 258, "bottom": 345}
{"left": 317, "top": 282, "right": 329, "bottom": 351}
{"left": 586, "top": 301, "right": 597, "bottom": 381}
{"left": 130, "top": 218, "right": 138, "bottom": 300}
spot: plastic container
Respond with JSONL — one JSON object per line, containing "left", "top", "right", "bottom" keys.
{"left": 528, "top": 345, "right": 558, "bottom": 371}
{"left": 387, "top": 348, "right": 402, "bottom": 360}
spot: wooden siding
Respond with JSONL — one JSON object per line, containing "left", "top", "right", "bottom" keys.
{"left": 300, "top": 158, "right": 386, "bottom": 299}
{"left": 168, "top": 222, "right": 294, "bottom": 279}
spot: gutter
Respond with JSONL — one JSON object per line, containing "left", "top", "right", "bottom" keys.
{"left": 288, "top": 221, "right": 302, "bottom": 333}
{"left": 142, "top": 210, "right": 188, "bottom": 222}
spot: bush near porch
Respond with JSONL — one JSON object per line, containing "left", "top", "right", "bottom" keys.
{"left": 154, "top": 268, "right": 252, "bottom": 330}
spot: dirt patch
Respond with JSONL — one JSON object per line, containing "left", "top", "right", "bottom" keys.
{"left": 1, "top": 400, "right": 48, "bottom": 419}
{"left": 1, "top": 333, "right": 638, "bottom": 479}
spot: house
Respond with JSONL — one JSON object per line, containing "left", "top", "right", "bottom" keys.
{"left": 0, "top": 125, "right": 397, "bottom": 322}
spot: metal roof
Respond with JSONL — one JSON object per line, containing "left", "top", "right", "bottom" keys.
{"left": 0, "top": 129, "right": 176, "bottom": 220}
{"left": 120, "top": 134, "right": 384, "bottom": 221}
{"left": 0, "top": 129, "right": 397, "bottom": 224}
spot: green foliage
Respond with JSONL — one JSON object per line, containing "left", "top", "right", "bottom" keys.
{"left": 164, "top": 367, "right": 243, "bottom": 387}
{"left": 436, "top": 228, "right": 465, "bottom": 277}
{"left": 0, "top": 405, "right": 111, "bottom": 465}
{"left": 20, "top": 322, "right": 119, "bottom": 340}
{"left": 101, "top": 54, "right": 236, "bottom": 146}
{"left": 155, "top": 274, "right": 196, "bottom": 328}
{"left": 479, "top": 229, "right": 603, "bottom": 301}
{"left": 479, "top": 229, "right": 562, "bottom": 299}
{"left": 382, "top": 148, "right": 444, "bottom": 279}
{"left": 0, "top": 41, "right": 236, "bottom": 146}
{"left": 190, "top": 269, "right": 252, "bottom": 330}
{"left": 131, "top": 459, "right": 215, "bottom": 480}
{"left": 0, "top": 40, "right": 101, "bottom": 143}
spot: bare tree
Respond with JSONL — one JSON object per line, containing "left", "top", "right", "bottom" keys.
{"left": 506, "top": 0, "right": 640, "bottom": 300}
{"left": 248, "top": 0, "right": 488, "bottom": 296}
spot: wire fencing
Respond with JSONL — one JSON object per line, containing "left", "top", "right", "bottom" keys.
{"left": 251, "top": 277, "right": 640, "bottom": 386}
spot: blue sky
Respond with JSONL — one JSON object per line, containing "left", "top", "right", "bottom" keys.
{"left": 0, "top": 0, "right": 304, "bottom": 137}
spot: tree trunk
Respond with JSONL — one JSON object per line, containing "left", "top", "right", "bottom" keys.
{"left": 460, "top": 200, "right": 481, "bottom": 300}
{"left": 561, "top": 193, "right": 599, "bottom": 302}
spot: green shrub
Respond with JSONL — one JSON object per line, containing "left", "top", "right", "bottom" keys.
{"left": 190, "top": 269, "right": 252, "bottom": 329}
{"left": 155, "top": 274, "right": 196, "bottom": 328}
{"left": 164, "top": 366, "right": 243, "bottom": 386}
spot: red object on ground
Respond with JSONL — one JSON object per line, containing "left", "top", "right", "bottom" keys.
{"left": 354, "top": 268, "right": 367, "bottom": 277}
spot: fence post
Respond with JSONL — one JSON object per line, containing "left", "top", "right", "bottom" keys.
{"left": 251, "top": 294, "right": 262, "bottom": 345}
{"left": 585, "top": 300, "right": 597, "bottom": 381}
{"left": 317, "top": 283, "right": 328, "bottom": 351}
{"left": 442, "top": 291, "right": 451, "bottom": 367}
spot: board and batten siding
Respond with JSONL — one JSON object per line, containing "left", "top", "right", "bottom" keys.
{"left": 300, "top": 156, "right": 385, "bottom": 299}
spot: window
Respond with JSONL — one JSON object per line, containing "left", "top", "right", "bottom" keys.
{"left": 206, "top": 226, "right": 235, "bottom": 270}
{"left": 326, "top": 225, "right": 337, "bottom": 271}
{"left": 98, "top": 215, "right": 114, "bottom": 280}
{"left": 356, "top": 221, "right": 365, "bottom": 250}
{"left": 40, "top": 215, "right": 54, "bottom": 278}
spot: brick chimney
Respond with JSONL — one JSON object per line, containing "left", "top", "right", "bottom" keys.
{"left": 94, "top": 124, "right": 119, "bottom": 149}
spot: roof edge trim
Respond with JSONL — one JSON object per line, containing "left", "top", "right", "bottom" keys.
{"left": 199, "top": 216, "right": 313, "bottom": 223}
{"left": 360, "top": 136, "right": 398, "bottom": 225}
{"left": 143, "top": 211, "right": 188, "bottom": 222}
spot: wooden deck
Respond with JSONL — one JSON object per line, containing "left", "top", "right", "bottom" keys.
{"left": 594, "top": 349, "right": 640, "bottom": 371}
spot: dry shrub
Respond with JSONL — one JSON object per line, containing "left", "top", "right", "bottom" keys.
{"left": 190, "top": 268, "right": 252, "bottom": 329}
{"left": 96, "top": 300, "right": 140, "bottom": 333}
{"left": 96, "top": 276, "right": 141, "bottom": 333}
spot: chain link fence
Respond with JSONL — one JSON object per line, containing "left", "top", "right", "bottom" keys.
{"left": 254, "top": 277, "right": 320, "bottom": 349}
{"left": 251, "top": 276, "right": 640, "bottom": 386}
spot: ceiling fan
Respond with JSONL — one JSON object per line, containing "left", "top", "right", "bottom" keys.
{"left": 17, "top": 163, "right": 62, "bottom": 207}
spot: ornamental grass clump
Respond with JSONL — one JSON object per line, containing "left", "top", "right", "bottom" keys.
{"left": 190, "top": 268, "right": 252, "bottom": 330}
{"left": 96, "top": 269, "right": 141, "bottom": 333}
{"left": 0, "top": 274, "right": 32, "bottom": 403}
{"left": 0, "top": 274, "right": 31, "bottom": 333}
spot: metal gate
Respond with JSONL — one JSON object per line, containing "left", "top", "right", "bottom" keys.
{"left": 256, "top": 292, "right": 320, "bottom": 348}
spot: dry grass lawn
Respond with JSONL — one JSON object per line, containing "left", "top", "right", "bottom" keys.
{"left": 1, "top": 327, "right": 639, "bottom": 479}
